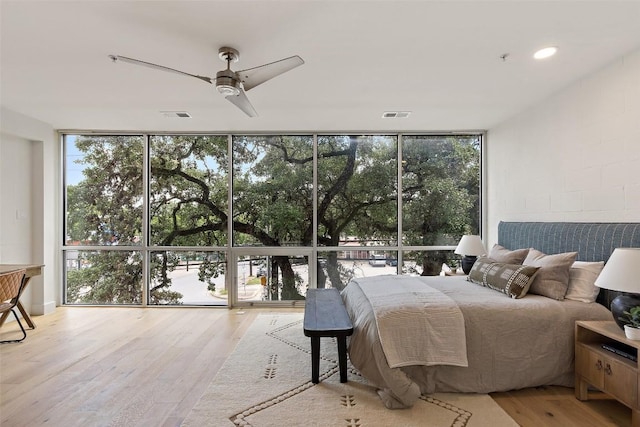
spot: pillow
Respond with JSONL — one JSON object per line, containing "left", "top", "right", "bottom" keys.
{"left": 467, "top": 257, "right": 540, "bottom": 299}
{"left": 524, "top": 249, "right": 578, "bottom": 300}
{"left": 488, "top": 244, "right": 530, "bottom": 264}
{"left": 565, "top": 261, "right": 605, "bottom": 303}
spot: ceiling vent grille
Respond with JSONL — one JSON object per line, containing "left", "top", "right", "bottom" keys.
{"left": 160, "top": 111, "right": 192, "bottom": 118}
{"left": 382, "top": 111, "right": 411, "bottom": 118}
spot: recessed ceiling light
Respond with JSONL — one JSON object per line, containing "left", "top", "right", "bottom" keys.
{"left": 533, "top": 47, "right": 558, "bottom": 60}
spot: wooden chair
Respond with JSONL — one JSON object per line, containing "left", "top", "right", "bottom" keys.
{"left": 0, "top": 269, "right": 27, "bottom": 343}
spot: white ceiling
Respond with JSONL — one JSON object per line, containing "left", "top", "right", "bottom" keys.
{"left": 2, "top": 1, "right": 640, "bottom": 133}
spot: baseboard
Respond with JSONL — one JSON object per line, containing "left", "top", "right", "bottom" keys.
{"left": 31, "top": 300, "right": 56, "bottom": 316}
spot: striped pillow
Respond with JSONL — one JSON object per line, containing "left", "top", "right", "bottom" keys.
{"left": 467, "top": 257, "right": 540, "bottom": 299}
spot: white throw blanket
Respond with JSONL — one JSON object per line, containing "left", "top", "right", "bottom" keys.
{"left": 351, "top": 275, "right": 468, "bottom": 368}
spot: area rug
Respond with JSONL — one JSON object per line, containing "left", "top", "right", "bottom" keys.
{"left": 182, "top": 313, "right": 518, "bottom": 427}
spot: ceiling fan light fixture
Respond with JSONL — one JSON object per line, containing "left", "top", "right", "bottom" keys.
{"left": 217, "top": 84, "right": 240, "bottom": 97}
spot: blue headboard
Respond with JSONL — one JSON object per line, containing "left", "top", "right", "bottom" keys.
{"left": 498, "top": 221, "right": 640, "bottom": 307}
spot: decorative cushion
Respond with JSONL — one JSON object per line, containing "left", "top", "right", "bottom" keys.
{"left": 487, "top": 244, "right": 529, "bottom": 264}
{"left": 565, "top": 261, "right": 605, "bottom": 303}
{"left": 523, "top": 249, "right": 578, "bottom": 300}
{"left": 467, "top": 257, "right": 540, "bottom": 299}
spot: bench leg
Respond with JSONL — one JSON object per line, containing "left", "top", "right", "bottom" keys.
{"left": 337, "top": 336, "right": 348, "bottom": 383}
{"left": 310, "top": 336, "right": 320, "bottom": 384}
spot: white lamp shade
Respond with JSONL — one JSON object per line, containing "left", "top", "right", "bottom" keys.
{"left": 594, "top": 248, "right": 640, "bottom": 293}
{"left": 454, "top": 235, "right": 486, "bottom": 257}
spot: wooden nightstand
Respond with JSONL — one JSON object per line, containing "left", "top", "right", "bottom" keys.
{"left": 575, "top": 320, "right": 640, "bottom": 427}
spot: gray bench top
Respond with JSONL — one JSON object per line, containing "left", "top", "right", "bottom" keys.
{"left": 303, "top": 288, "right": 353, "bottom": 337}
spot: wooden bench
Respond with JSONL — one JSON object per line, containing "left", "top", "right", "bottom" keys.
{"left": 303, "top": 288, "right": 354, "bottom": 383}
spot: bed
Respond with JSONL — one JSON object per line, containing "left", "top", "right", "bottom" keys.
{"left": 341, "top": 221, "right": 640, "bottom": 409}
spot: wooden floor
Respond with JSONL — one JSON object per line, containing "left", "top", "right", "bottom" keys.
{"left": 0, "top": 307, "right": 631, "bottom": 426}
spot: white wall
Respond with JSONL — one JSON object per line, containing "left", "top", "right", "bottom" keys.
{"left": 0, "top": 107, "right": 58, "bottom": 317}
{"left": 486, "top": 48, "right": 640, "bottom": 245}
{"left": 0, "top": 134, "right": 32, "bottom": 259}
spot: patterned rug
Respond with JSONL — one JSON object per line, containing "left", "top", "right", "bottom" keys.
{"left": 182, "top": 313, "right": 518, "bottom": 427}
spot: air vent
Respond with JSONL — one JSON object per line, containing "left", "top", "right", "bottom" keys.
{"left": 160, "top": 111, "right": 192, "bottom": 118}
{"left": 382, "top": 111, "right": 411, "bottom": 118}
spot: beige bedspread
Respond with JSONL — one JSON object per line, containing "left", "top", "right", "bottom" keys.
{"left": 350, "top": 275, "right": 467, "bottom": 368}
{"left": 341, "top": 275, "right": 613, "bottom": 409}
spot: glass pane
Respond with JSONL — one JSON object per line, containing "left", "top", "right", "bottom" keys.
{"left": 65, "top": 135, "right": 143, "bottom": 246}
{"left": 149, "top": 251, "right": 226, "bottom": 305}
{"left": 236, "top": 255, "right": 309, "bottom": 302}
{"left": 65, "top": 250, "right": 142, "bottom": 304}
{"left": 317, "top": 135, "right": 398, "bottom": 247}
{"left": 232, "top": 135, "right": 313, "bottom": 247}
{"left": 150, "top": 135, "right": 228, "bottom": 246}
{"left": 402, "top": 249, "right": 457, "bottom": 276}
{"left": 318, "top": 250, "right": 398, "bottom": 290}
{"left": 402, "top": 135, "right": 480, "bottom": 274}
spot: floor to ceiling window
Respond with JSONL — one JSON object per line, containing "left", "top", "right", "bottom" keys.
{"left": 64, "top": 135, "right": 144, "bottom": 304}
{"left": 63, "top": 133, "right": 482, "bottom": 307}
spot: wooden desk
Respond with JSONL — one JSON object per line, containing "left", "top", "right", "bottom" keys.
{"left": 0, "top": 264, "right": 44, "bottom": 329}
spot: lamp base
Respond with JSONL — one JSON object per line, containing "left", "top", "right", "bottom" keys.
{"left": 461, "top": 256, "right": 477, "bottom": 275}
{"left": 611, "top": 294, "right": 640, "bottom": 330}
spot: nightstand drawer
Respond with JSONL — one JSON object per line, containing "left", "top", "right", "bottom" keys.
{"left": 575, "top": 343, "right": 605, "bottom": 389}
{"left": 606, "top": 356, "right": 638, "bottom": 409}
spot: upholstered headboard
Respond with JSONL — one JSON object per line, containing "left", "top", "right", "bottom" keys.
{"left": 498, "top": 221, "right": 640, "bottom": 307}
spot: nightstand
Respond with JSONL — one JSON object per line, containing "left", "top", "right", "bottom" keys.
{"left": 575, "top": 320, "right": 640, "bottom": 427}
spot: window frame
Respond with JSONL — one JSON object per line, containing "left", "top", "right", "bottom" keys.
{"left": 61, "top": 131, "right": 484, "bottom": 308}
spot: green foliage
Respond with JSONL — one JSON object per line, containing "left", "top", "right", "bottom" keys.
{"left": 66, "top": 251, "right": 143, "bottom": 304}
{"left": 620, "top": 306, "right": 640, "bottom": 328}
{"left": 150, "top": 135, "right": 229, "bottom": 247}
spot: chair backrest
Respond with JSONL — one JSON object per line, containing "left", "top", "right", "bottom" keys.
{"left": 0, "top": 269, "right": 26, "bottom": 304}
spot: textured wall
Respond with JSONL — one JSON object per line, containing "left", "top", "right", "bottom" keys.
{"left": 486, "top": 48, "right": 640, "bottom": 245}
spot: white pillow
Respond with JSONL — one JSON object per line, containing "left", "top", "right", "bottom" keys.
{"left": 565, "top": 261, "right": 605, "bottom": 303}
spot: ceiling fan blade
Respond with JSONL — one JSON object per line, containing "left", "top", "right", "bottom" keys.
{"left": 108, "top": 55, "right": 213, "bottom": 84}
{"left": 225, "top": 89, "right": 258, "bottom": 117}
{"left": 237, "top": 55, "right": 304, "bottom": 91}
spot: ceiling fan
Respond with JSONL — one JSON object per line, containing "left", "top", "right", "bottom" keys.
{"left": 108, "top": 47, "right": 304, "bottom": 117}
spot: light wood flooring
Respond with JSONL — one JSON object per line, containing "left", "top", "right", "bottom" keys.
{"left": 0, "top": 307, "right": 632, "bottom": 426}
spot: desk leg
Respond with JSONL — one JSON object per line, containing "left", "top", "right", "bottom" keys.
{"left": 337, "top": 336, "right": 348, "bottom": 383}
{"left": 311, "top": 336, "right": 320, "bottom": 384}
{"left": 16, "top": 302, "right": 35, "bottom": 329}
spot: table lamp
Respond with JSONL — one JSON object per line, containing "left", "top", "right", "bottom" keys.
{"left": 594, "top": 248, "right": 640, "bottom": 329}
{"left": 454, "top": 235, "right": 487, "bottom": 274}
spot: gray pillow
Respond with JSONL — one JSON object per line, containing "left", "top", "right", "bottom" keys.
{"left": 488, "top": 244, "right": 530, "bottom": 264}
{"left": 524, "top": 249, "right": 578, "bottom": 300}
{"left": 467, "top": 257, "right": 540, "bottom": 299}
